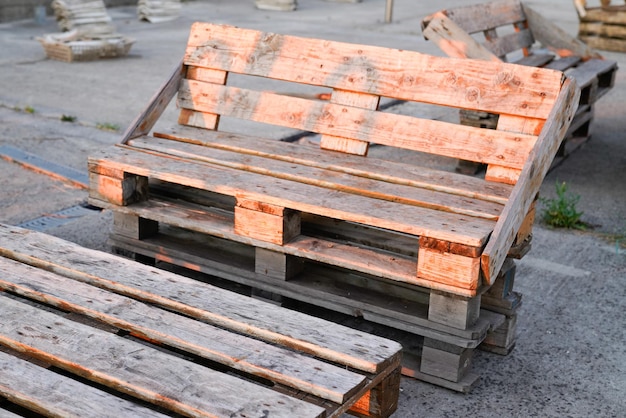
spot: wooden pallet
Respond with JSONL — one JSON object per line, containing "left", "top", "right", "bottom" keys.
{"left": 88, "top": 22, "right": 578, "bottom": 391}
{"left": 107, "top": 220, "right": 518, "bottom": 392}
{"left": 422, "top": 0, "right": 618, "bottom": 173}
{"left": 0, "top": 223, "right": 402, "bottom": 418}
{"left": 576, "top": 2, "right": 626, "bottom": 52}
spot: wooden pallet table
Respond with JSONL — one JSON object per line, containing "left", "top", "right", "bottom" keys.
{"left": 575, "top": 1, "right": 626, "bottom": 52}
{"left": 88, "top": 22, "right": 579, "bottom": 391}
{"left": 0, "top": 223, "right": 402, "bottom": 418}
{"left": 422, "top": 0, "right": 618, "bottom": 173}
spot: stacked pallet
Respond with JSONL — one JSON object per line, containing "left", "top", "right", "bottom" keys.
{"left": 576, "top": 1, "right": 626, "bottom": 52}
{"left": 138, "top": 0, "right": 181, "bottom": 23}
{"left": 52, "top": 0, "right": 115, "bottom": 35}
{"left": 39, "top": 0, "right": 134, "bottom": 62}
{"left": 87, "top": 22, "right": 579, "bottom": 392}
{"left": 422, "top": 0, "right": 618, "bottom": 173}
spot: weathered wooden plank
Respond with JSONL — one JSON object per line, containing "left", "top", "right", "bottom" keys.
{"left": 483, "top": 28, "right": 534, "bottom": 57}
{"left": 128, "top": 136, "right": 506, "bottom": 220}
{"left": 108, "top": 227, "right": 500, "bottom": 337}
{"left": 0, "top": 296, "right": 326, "bottom": 418}
{"left": 88, "top": 146, "right": 496, "bottom": 246}
{"left": 421, "top": 12, "right": 500, "bottom": 61}
{"left": 183, "top": 23, "right": 563, "bottom": 119}
{"left": 514, "top": 53, "right": 555, "bottom": 68}
{"left": 580, "top": 6, "right": 626, "bottom": 24}
{"left": 0, "top": 224, "right": 402, "bottom": 374}
{"left": 579, "top": 21, "right": 626, "bottom": 38}
{"left": 524, "top": 3, "right": 601, "bottom": 59}
{"left": 444, "top": 0, "right": 526, "bottom": 34}
{"left": 320, "top": 90, "right": 379, "bottom": 155}
{"left": 177, "top": 80, "right": 540, "bottom": 169}
{"left": 0, "top": 258, "right": 366, "bottom": 404}
{"left": 154, "top": 126, "right": 513, "bottom": 205}
{"left": 0, "top": 351, "right": 171, "bottom": 418}
{"left": 121, "top": 61, "right": 185, "bottom": 144}
{"left": 481, "top": 77, "right": 580, "bottom": 283}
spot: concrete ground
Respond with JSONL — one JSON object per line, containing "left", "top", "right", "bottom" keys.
{"left": 0, "top": 0, "right": 624, "bottom": 417}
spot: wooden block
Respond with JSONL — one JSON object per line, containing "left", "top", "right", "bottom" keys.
{"left": 480, "top": 313, "right": 518, "bottom": 355}
{"left": 350, "top": 366, "right": 401, "bottom": 418}
{"left": 113, "top": 212, "right": 158, "bottom": 240}
{"left": 420, "top": 338, "right": 473, "bottom": 382}
{"left": 234, "top": 200, "right": 300, "bottom": 245}
{"left": 428, "top": 290, "right": 480, "bottom": 330}
{"left": 88, "top": 172, "right": 149, "bottom": 206}
{"left": 417, "top": 247, "right": 481, "bottom": 291}
{"left": 255, "top": 248, "right": 304, "bottom": 280}
{"left": 320, "top": 90, "right": 379, "bottom": 156}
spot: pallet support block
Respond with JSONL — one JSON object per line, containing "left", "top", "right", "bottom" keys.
{"left": 420, "top": 338, "right": 473, "bottom": 383}
{"left": 89, "top": 169, "right": 149, "bottom": 206}
{"left": 252, "top": 248, "right": 305, "bottom": 305}
{"left": 480, "top": 313, "right": 518, "bottom": 355}
{"left": 234, "top": 199, "right": 301, "bottom": 245}
{"left": 351, "top": 367, "right": 401, "bottom": 418}
{"left": 113, "top": 212, "right": 159, "bottom": 240}
{"left": 428, "top": 290, "right": 481, "bottom": 330}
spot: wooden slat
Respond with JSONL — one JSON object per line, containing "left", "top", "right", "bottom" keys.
{"left": 127, "top": 136, "right": 505, "bottom": 220}
{"left": 89, "top": 146, "right": 496, "bottom": 246}
{"left": 320, "top": 90, "right": 379, "bottom": 155}
{"left": 421, "top": 12, "right": 500, "bottom": 61}
{"left": 514, "top": 53, "right": 555, "bottom": 68}
{"left": 0, "top": 351, "right": 171, "bottom": 418}
{"left": 154, "top": 126, "right": 513, "bottom": 205}
{"left": 481, "top": 77, "right": 580, "bottom": 283}
{"left": 0, "top": 258, "right": 367, "bottom": 404}
{"left": 183, "top": 22, "right": 563, "bottom": 119}
{"left": 483, "top": 28, "right": 535, "bottom": 57}
{"left": 0, "top": 224, "right": 402, "bottom": 374}
{"left": 0, "top": 296, "right": 326, "bottom": 418}
{"left": 523, "top": 3, "right": 601, "bottom": 60}
{"left": 177, "top": 80, "right": 539, "bottom": 169}
{"left": 444, "top": 0, "right": 526, "bottom": 34}
{"left": 121, "top": 61, "right": 185, "bottom": 144}
{"left": 542, "top": 56, "right": 582, "bottom": 72}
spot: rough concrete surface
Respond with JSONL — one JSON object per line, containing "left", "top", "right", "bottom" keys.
{"left": 0, "top": 0, "right": 624, "bottom": 417}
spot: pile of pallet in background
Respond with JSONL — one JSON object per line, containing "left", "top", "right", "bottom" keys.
{"left": 576, "top": 1, "right": 626, "bottom": 52}
{"left": 38, "top": 0, "right": 134, "bottom": 62}
{"left": 138, "top": 0, "right": 181, "bottom": 23}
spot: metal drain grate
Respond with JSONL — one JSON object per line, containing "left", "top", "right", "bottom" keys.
{"left": 17, "top": 204, "right": 100, "bottom": 232}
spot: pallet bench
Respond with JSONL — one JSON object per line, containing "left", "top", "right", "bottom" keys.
{"left": 421, "top": 0, "right": 618, "bottom": 172}
{"left": 575, "top": 0, "right": 626, "bottom": 52}
{"left": 0, "top": 223, "right": 402, "bottom": 418}
{"left": 87, "top": 22, "right": 579, "bottom": 391}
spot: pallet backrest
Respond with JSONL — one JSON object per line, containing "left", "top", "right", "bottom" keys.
{"left": 421, "top": 0, "right": 600, "bottom": 65}
{"left": 172, "top": 22, "right": 569, "bottom": 186}
{"left": 436, "top": 0, "right": 533, "bottom": 60}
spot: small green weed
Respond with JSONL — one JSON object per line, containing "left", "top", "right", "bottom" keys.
{"left": 61, "top": 114, "right": 77, "bottom": 122}
{"left": 540, "top": 181, "right": 586, "bottom": 229}
{"left": 96, "top": 122, "right": 120, "bottom": 132}
{"left": 24, "top": 105, "right": 35, "bottom": 114}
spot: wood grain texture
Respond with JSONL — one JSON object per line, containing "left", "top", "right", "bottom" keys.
{"left": 89, "top": 146, "right": 496, "bottom": 246}
{"left": 481, "top": 78, "right": 580, "bottom": 283}
{"left": 0, "top": 258, "right": 365, "bottom": 404}
{"left": 0, "top": 296, "right": 325, "bottom": 418}
{"left": 177, "top": 80, "right": 540, "bottom": 169}
{"left": 183, "top": 22, "right": 563, "bottom": 119}
{"left": 154, "top": 127, "right": 513, "bottom": 205}
{"left": 0, "top": 351, "right": 170, "bottom": 418}
{"left": 0, "top": 224, "right": 402, "bottom": 375}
